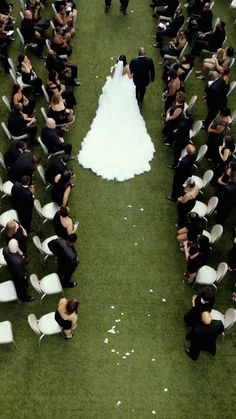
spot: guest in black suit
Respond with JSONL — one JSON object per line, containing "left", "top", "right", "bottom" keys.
{"left": 168, "top": 109, "right": 194, "bottom": 168}
{"left": 20, "top": 9, "right": 45, "bottom": 58}
{"left": 191, "top": 20, "right": 226, "bottom": 57}
{"left": 45, "top": 49, "right": 79, "bottom": 86}
{"left": 44, "top": 154, "right": 74, "bottom": 185}
{"left": 188, "top": 2, "right": 213, "bottom": 41}
{"left": 41, "top": 118, "right": 72, "bottom": 155}
{"left": 184, "top": 287, "right": 215, "bottom": 328}
{"left": 154, "top": 8, "right": 184, "bottom": 48}
{"left": 8, "top": 103, "right": 37, "bottom": 142}
{"left": 130, "top": 47, "right": 155, "bottom": 104}
{"left": 204, "top": 72, "right": 228, "bottom": 129}
{"left": 120, "top": 0, "right": 129, "bottom": 15}
{"left": 8, "top": 153, "right": 41, "bottom": 183}
{"left": 4, "top": 141, "right": 29, "bottom": 168}
{"left": 166, "top": 144, "right": 197, "bottom": 201}
{"left": 3, "top": 239, "right": 35, "bottom": 302}
{"left": 185, "top": 312, "right": 224, "bottom": 360}
{"left": 11, "top": 176, "right": 35, "bottom": 233}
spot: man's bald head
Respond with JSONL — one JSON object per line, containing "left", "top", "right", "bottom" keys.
{"left": 46, "top": 118, "right": 56, "bottom": 129}
{"left": 139, "top": 47, "right": 146, "bottom": 57}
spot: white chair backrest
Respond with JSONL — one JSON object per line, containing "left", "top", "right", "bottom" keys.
{"left": 19, "top": 0, "right": 25, "bottom": 10}
{"left": 37, "top": 165, "right": 47, "bottom": 184}
{"left": 0, "top": 152, "right": 6, "bottom": 169}
{"left": 183, "top": 67, "right": 193, "bottom": 84}
{"left": 9, "top": 69, "right": 18, "bottom": 85}
{"left": 202, "top": 170, "right": 214, "bottom": 188}
{"left": 28, "top": 313, "right": 41, "bottom": 335}
{"left": 33, "top": 236, "right": 43, "bottom": 253}
{"left": 207, "top": 196, "right": 218, "bottom": 215}
{"left": 186, "top": 95, "right": 197, "bottom": 111}
{"left": 42, "top": 85, "right": 50, "bottom": 103}
{"left": 2, "top": 96, "right": 11, "bottom": 111}
{"left": 216, "top": 262, "right": 228, "bottom": 283}
{"left": 37, "top": 137, "right": 48, "bottom": 156}
{"left": 8, "top": 58, "right": 16, "bottom": 74}
{"left": 0, "top": 175, "right": 3, "bottom": 191}
{"left": 29, "top": 274, "right": 42, "bottom": 294}
{"left": 41, "top": 107, "right": 48, "bottom": 122}
{"left": 230, "top": 57, "right": 235, "bottom": 69}
{"left": 224, "top": 308, "right": 236, "bottom": 331}
{"left": 230, "top": 109, "right": 236, "bottom": 126}
{"left": 52, "top": 3, "right": 57, "bottom": 15}
{"left": 46, "top": 38, "right": 51, "bottom": 52}
{"left": 210, "top": 1, "right": 215, "bottom": 9}
{"left": 19, "top": 10, "right": 24, "bottom": 20}
{"left": 227, "top": 81, "right": 236, "bottom": 97}
{"left": 1, "top": 122, "right": 12, "bottom": 141}
{"left": 50, "top": 20, "right": 55, "bottom": 31}
{"left": 179, "top": 42, "right": 188, "bottom": 60}
{"left": 16, "top": 27, "right": 25, "bottom": 46}
{"left": 210, "top": 224, "right": 223, "bottom": 244}
{"left": 191, "top": 120, "right": 202, "bottom": 138}
{"left": 195, "top": 145, "right": 208, "bottom": 163}
{"left": 34, "top": 199, "right": 43, "bottom": 218}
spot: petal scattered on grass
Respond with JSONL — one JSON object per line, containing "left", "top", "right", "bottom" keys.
{"left": 150, "top": 289, "right": 153, "bottom": 293}
{"left": 123, "top": 356, "right": 127, "bottom": 359}
{"left": 104, "top": 338, "right": 108, "bottom": 344}
{"left": 117, "top": 401, "right": 121, "bottom": 406}
{"left": 164, "top": 388, "right": 168, "bottom": 392}
{"left": 162, "top": 298, "right": 166, "bottom": 302}
{"left": 128, "top": 205, "right": 132, "bottom": 208}
{"left": 140, "top": 208, "right": 144, "bottom": 211}
{"left": 152, "top": 358, "right": 155, "bottom": 362}
{"left": 111, "top": 305, "right": 115, "bottom": 309}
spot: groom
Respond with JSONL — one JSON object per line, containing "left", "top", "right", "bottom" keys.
{"left": 130, "top": 47, "right": 155, "bottom": 105}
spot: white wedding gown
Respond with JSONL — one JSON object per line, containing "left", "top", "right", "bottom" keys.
{"left": 77, "top": 61, "right": 155, "bottom": 182}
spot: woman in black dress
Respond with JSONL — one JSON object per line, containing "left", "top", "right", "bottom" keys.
{"left": 53, "top": 206, "right": 78, "bottom": 240}
{"left": 47, "top": 69, "right": 76, "bottom": 108}
{"left": 163, "top": 91, "right": 186, "bottom": 144}
{"left": 55, "top": 298, "right": 79, "bottom": 339}
{"left": 51, "top": 171, "right": 72, "bottom": 206}
{"left": 183, "top": 235, "right": 211, "bottom": 284}
{"left": 11, "top": 84, "right": 35, "bottom": 117}
{"left": 177, "top": 177, "right": 199, "bottom": 229}
{"left": 17, "top": 55, "right": 42, "bottom": 95}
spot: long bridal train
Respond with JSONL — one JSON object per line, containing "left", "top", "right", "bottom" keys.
{"left": 78, "top": 61, "right": 155, "bottom": 182}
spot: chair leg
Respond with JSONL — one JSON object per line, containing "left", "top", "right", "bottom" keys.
{"left": 12, "top": 340, "right": 17, "bottom": 348}
{"left": 39, "top": 334, "right": 45, "bottom": 347}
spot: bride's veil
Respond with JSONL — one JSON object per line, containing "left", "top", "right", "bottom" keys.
{"left": 113, "top": 60, "right": 124, "bottom": 80}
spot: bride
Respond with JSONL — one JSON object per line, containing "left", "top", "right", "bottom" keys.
{"left": 77, "top": 55, "right": 155, "bottom": 182}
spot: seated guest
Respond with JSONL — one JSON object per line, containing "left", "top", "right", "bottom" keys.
{"left": 3, "top": 238, "right": 35, "bottom": 302}
{"left": 55, "top": 298, "right": 79, "bottom": 339}
{"left": 191, "top": 20, "right": 226, "bottom": 56}
{"left": 182, "top": 235, "right": 211, "bottom": 284}
{"left": 20, "top": 9, "right": 46, "bottom": 58}
{"left": 153, "top": 0, "right": 179, "bottom": 19}
{"left": 47, "top": 70, "right": 77, "bottom": 108}
{"left": 51, "top": 171, "right": 72, "bottom": 206}
{"left": 11, "top": 175, "right": 34, "bottom": 233}
{"left": 160, "top": 30, "right": 188, "bottom": 58}
{"left": 55, "top": 5, "right": 77, "bottom": 31}
{"left": 172, "top": 54, "right": 195, "bottom": 83}
{"left": 41, "top": 118, "right": 72, "bottom": 155}
{"left": 3, "top": 220, "right": 27, "bottom": 255}
{"left": 162, "top": 69, "right": 182, "bottom": 115}
{"left": 0, "top": 0, "right": 13, "bottom": 15}
{"left": 17, "top": 54, "right": 42, "bottom": 95}
{"left": 188, "top": 2, "right": 213, "bottom": 41}
{"left": 4, "top": 140, "right": 29, "bottom": 168}
{"left": 45, "top": 49, "right": 80, "bottom": 86}
{"left": 47, "top": 93, "right": 75, "bottom": 125}
{"left": 45, "top": 154, "right": 75, "bottom": 185}
{"left": 53, "top": 206, "right": 78, "bottom": 240}
{"left": 8, "top": 103, "right": 37, "bottom": 142}
{"left": 167, "top": 144, "right": 197, "bottom": 201}
{"left": 51, "top": 26, "right": 72, "bottom": 56}
{"left": 184, "top": 286, "right": 215, "bottom": 327}
{"left": 185, "top": 311, "right": 224, "bottom": 360}
{"left": 26, "top": 0, "right": 49, "bottom": 31}
{"left": 11, "top": 84, "right": 35, "bottom": 117}
{"left": 176, "top": 211, "right": 203, "bottom": 245}
{"left": 153, "top": 7, "right": 184, "bottom": 48}
{"left": 8, "top": 153, "right": 41, "bottom": 183}
{"left": 177, "top": 177, "right": 199, "bottom": 228}
{"left": 195, "top": 46, "right": 234, "bottom": 80}
{"left": 206, "top": 107, "right": 231, "bottom": 162}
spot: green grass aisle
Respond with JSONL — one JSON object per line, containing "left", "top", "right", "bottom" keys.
{"left": 0, "top": 0, "right": 236, "bottom": 418}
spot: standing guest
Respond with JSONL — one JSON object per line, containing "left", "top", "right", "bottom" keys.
{"left": 48, "top": 234, "right": 79, "bottom": 288}
{"left": 130, "top": 47, "right": 155, "bottom": 104}
{"left": 3, "top": 220, "right": 28, "bottom": 255}
{"left": 212, "top": 135, "right": 235, "bottom": 184}
{"left": 163, "top": 91, "right": 186, "bottom": 145}
{"left": 53, "top": 206, "right": 79, "bottom": 240}
{"left": 182, "top": 235, "right": 211, "bottom": 284}
{"left": 166, "top": 144, "right": 197, "bottom": 201}
{"left": 168, "top": 109, "right": 194, "bottom": 168}
{"left": 185, "top": 311, "right": 224, "bottom": 361}
{"left": 203, "top": 71, "right": 228, "bottom": 129}
{"left": 55, "top": 298, "right": 79, "bottom": 339}
{"left": 11, "top": 175, "right": 34, "bottom": 233}
{"left": 20, "top": 10, "right": 46, "bottom": 58}
{"left": 3, "top": 239, "right": 35, "bottom": 302}
{"left": 41, "top": 118, "right": 72, "bottom": 155}
{"left": 184, "top": 287, "right": 215, "bottom": 327}
{"left": 162, "top": 69, "right": 182, "bottom": 115}
{"left": 51, "top": 171, "right": 72, "bottom": 207}
{"left": 206, "top": 107, "right": 231, "bottom": 162}
{"left": 120, "top": 0, "right": 129, "bottom": 15}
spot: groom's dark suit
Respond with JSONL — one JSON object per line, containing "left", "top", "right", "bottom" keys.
{"left": 129, "top": 55, "right": 155, "bottom": 104}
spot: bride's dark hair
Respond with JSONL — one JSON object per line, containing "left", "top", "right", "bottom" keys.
{"left": 118, "top": 55, "right": 127, "bottom": 66}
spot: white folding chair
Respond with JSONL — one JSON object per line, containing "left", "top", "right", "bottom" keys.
{"left": 2, "top": 96, "right": 11, "bottom": 112}
{"left": 0, "top": 175, "right": 13, "bottom": 199}
{"left": 34, "top": 199, "right": 59, "bottom": 224}
{"left": 37, "top": 136, "right": 64, "bottom": 160}
{"left": 0, "top": 248, "right": 7, "bottom": 267}
{"left": 183, "top": 67, "right": 193, "bottom": 84}
{"left": 42, "top": 85, "right": 50, "bottom": 103}
{"left": 32, "top": 235, "right": 58, "bottom": 261}
{"left": 0, "top": 281, "right": 18, "bottom": 303}
{"left": 211, "top": 308, "right": 236, "bottom": 340}
{"left": 190, "top": 120, "right": 203, "bottom": 141}
{"left": 0, "top": 321, "right": 17, "bottom": 347}
{"left": 227, "top": 81, "right": 236, "bottom": 97}
{"left": 192, "top": 170, "right": 214, "bottom": 193}
{"left": 16, "top": 27, "right": 37, "bottom": 52}
{"left": 186, "top": 95, "right": 197, "bottom": 112}
{"left": 37, "top": 165, "right": 52, "bottom": 190}
{"left": 29, "top": 273, "right": 63, "bottom": 302}
{"left": 0, "top": 209, "right": 19, "bottom": 231}
{"left": 0, "top": 152, "right": 6, "bottom": 170}
{"left": 195, "top": 262, "right": 228, "bottom": 288}
{"left": 193, "top": 145, "right": 208, "bottom": 170}
{"left": 1, "top": 122, "right": 28, "bottom": 142}
{"left": 192, "top": 196, "right": 218, "bottom": 221}
{"left": 203, "top": 224, "right": 223, "bottom": 244}
{"left": 28, "top": 312, "right": 62, "bottom": 347}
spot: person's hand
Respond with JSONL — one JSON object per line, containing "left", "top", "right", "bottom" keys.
{"left": 192, "top": 295, "right": 197, "bottom": 306}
